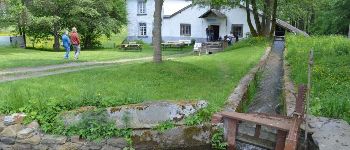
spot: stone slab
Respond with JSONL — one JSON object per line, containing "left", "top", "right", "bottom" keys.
{"left": 307, "top": 116, "right": 350, "bottom": 150}
{"left": 41, "top": 135, "right": 67, "bottom": 144}
{"left": 0, "top": 124, "right": 21, "bottom": 138}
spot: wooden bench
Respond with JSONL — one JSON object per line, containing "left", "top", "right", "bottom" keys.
{"left": 179, "top": 40, "right": 191, "bottom": 46}
{"left": 161, "top": 41, "right": 185, "bottom": 50}
{"left": 120, "top": 42, "right": 142, "bottom": 51}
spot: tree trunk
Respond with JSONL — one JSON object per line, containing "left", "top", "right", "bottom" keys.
{"left": 269, "top": 0, "right": 278, "bottom": 37}
{"left": 245, "top": 0, "right": 258, "bottom": 36}
{"left": 251, "top": 0, "right": 262, "bottom": 35}
{"left": 264, "top": 0, "right": 271, "bottom": 36}
{"left": 53, "top": 25, "right": 60, "bottom": 51}
{"left": 152, "top": 0, "right": 163, "bottom": 63}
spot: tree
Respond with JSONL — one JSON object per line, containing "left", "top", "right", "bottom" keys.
{"left": 152, "top": 0, "right": 164, "bottom": 63}
{"left": 27, "top": 0, "right": 127, "bottom": 50}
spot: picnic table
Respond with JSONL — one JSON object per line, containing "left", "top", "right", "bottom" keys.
{"left": 161, "top": 41, "right": 185, "bottom": 50}
{"left": 120, "top": 42, "right": 142, "bottom": 51}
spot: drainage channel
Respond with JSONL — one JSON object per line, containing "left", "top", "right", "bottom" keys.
{"left": 236, "top": 37, "right": 285, "bottom": 150}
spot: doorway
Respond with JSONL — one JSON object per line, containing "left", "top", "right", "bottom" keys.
{"left": 209, "top": 25, "right": 220, "bottom": 41}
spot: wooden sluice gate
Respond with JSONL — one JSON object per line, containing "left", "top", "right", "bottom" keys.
{"left": 212, "top": 85, "right": 307, "bottom": 150}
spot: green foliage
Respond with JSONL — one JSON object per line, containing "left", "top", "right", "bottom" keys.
{"left": 286, "top": 35, "right": 350, "bottom": 123}
{"left": 185, "top": 107, "right": 215, "bottom": 126}
{"left": 153, "top": 120, "right": 175, "bottom": 133}
{"left": 66, "top": 109, "right": 131, "bottom": 141}
{"left": 240, "top": 71, "right": 261, "bottom": 113}
{"left": 211, "top": 127, "right": 228, "bottom": 150}
{"left": 25, "top": 0, "right": 127, "bottom": 49}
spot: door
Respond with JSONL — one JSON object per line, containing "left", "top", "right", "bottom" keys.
{"left": 208, "top": 25, "right": 220, "bottom": 41}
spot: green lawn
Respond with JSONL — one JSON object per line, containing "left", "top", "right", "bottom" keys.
{"left": 0, "top": 38, "right": 267, "bottom": 134}
{"left": 286, "top": 35, "right": 350, "bottom": 123}
{"left": 0, "top": 45, "right": 192, "bottom": 69}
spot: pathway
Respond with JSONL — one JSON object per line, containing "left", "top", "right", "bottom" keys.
{"left": 0, "top": 51, "right": 192, "bottom": 83}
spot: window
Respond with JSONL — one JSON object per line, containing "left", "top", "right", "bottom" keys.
{"left": 180, "top": 24, "right": 191, "bottom": 36}
{"left": 137, "top": 1, "right": 146, "bottom": 14}
{"left": 231, "top": 24, "right": 243, "bottom": 38}
{"left": 139, "top": 23, "right": 147, "bottom": 36}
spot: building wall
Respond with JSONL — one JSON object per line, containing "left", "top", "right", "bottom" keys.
{"left": 126, "top": 0, "right": 155, "bottom": 43}
{"left": 127, "top": 0, "right": 261, "bottom": 43}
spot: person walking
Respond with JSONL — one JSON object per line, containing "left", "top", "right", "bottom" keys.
{"left": 62, "top": 30, "right": 71, "bottom": 59}
{"left": 70, "top": 27, "right": 81, "bottom": 60}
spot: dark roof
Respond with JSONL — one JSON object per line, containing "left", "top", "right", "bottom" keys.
{"left": 276, "top": 19, "right": 309, "bottom": 36}
{"left": 199, "top": 9, "right": 226, "bottom": 18}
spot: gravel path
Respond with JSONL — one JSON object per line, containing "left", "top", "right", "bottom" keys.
{"left": 248, "top": 38, "right": 285, "bottom": 114}
{"left": 0, "top": 57, "right": 153, "bottom": 83}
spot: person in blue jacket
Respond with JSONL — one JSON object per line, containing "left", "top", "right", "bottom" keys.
{"left": 62, "top": 30, "right": 71, "bottom": 59}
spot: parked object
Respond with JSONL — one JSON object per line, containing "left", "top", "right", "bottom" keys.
{"left": 161, "top": 41, "right": 185, "bottom": 50}
{"left": 0, "top": 36, "right": 25, "bottom": 47}
{"left": 120, "top": 41, "right": 142, "bottom": 51}
{"left": 193, "top": 43, "right": 203, "bottom": 55}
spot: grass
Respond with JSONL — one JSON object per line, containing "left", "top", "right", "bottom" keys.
{"left": 0, "top": 37, "right": 268, "bottom": 135}
{"left": 0, "top": 39, "right": 267, "bottom": 111}
{"left": 0, "top": 45, "right": 193, "bottom": 69}
{"left": 286, "top": 35, "right": 350, "bottom": 123}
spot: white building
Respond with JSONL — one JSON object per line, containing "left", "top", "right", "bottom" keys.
{"left": 126, "top": 0, "right": 307, "bottom": 43}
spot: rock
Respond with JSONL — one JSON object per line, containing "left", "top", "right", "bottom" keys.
{"left": 0, "top": 136, "right": 16, "bottom": 145}
{"left": 17, "top": 128, "right": 34, "bottom": 139}
{"left": 0, "top": 143, "right": 12, "bottom": 150}
{"left": 57, "top": 142, "right": 81, "bottom": 150}
{"left": 0, "top": 121, "right": 5, "bottom": 133}
{"left": 32, "top": 144, "right": 49, "bottom": 150}
{"left": 41, "top": 135, "right": 67, "bottom": 144}
{"left": 307, "top": 116, "right": 350, "bottom": 150}
{"left": 0, "top": 124, "right": 22, "bottom": 137}
{"left": 70, "top": 136, "right": 80, "bottom": 143}
{"left": 3, "top": 116, "right": 15, "bottom": 126}
{"left": 3, "top": 113, "right": 26, "bottom": 126}
{"left": 27, "top": 121, "right": 40, "bottom": 130}
{"left": 102, "top": 145, "right": 121, "bottom": 150}
{"left": 16, "top": 135, "right": 41, "bottom": 145}
{"left": 81, "top": 140, "right": 106, "bottom": 150}
{"left": 107, "top": 137, "right": 128, "bottom": 148}
{"left": 12, "top": 143, "right": 32, "bottom": 150}
{"left": 107, "top": 101, "right": 209, "bottom": 128}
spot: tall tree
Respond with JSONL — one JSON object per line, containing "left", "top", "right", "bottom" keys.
{"left": 27, "top": 0, "right": 127, "bottom": 50}
{"left": 269, "top": 0, "right": 278, "bottom": 36}
{"left": 245, "top": 0, "right": 258, "bottom": 36}
{"left": 152, "top": 0, "right": 164, "bottom": 63}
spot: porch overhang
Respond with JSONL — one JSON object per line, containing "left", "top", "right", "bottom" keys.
{"left": 199, "top": 9, "right": 227, "bottom": 19}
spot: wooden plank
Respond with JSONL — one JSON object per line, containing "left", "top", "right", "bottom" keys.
{"left": 221, "top": 112, "right": 293, "bottom": 131}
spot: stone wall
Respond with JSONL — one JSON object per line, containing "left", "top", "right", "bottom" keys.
{"left": 0, "top": 114, "right": 212, "bottom": 150}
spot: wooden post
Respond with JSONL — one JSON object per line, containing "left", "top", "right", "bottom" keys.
{"left": 348, "top": 24, "right": 350, "bottom": 38}
{"left": 254, "top": 124, "right": 261, "bottom": 138}
{"left": 275, "top": 130, "right": 287, "bottom": 150}
{"left": 304, "top": 49, "right": 314, "bottom": 148}
{"left": 224, "top": 118, "right": 238, "bottom": 150}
